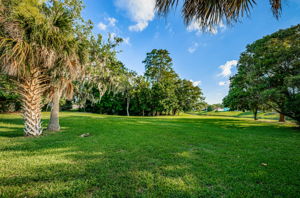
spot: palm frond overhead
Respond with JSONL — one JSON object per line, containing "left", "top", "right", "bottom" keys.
{"left": 155, "top": 0, "right": 282, "bottom": 30}
{"left": 270, "top": 0, "right": 282, "bottom": 17}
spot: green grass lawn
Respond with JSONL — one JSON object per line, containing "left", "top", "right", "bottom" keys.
{"left": 0, "top": 112, "right": 300, "bottom": 197}
{"left": 194, "top": 111, "right": 289, "bottom": 121}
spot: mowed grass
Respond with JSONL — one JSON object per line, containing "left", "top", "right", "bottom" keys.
{"left": 0, "top": 112, "right": 300, "bottom": 198}
{"left": 195, "top": 111, "right": 289, "bottom": 121}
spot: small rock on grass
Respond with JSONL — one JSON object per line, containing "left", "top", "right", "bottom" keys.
{"left": 261, "top": 163, "right": 268, "bottom": 166}
{"left": 80, "top": 133, "right": 90, "bottom": 137}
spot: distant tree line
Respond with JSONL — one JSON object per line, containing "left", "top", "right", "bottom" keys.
{"left": 75, "top": 49, "right": 206, "bottom": 116}
{"left": 205, "top": 104, "right": 224, "bottom": 112}
{"left": 223, "top": 24, "right": 300, "bottom": 124}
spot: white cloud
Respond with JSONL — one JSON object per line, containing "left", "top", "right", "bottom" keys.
{"left": 218, "top": 60, "right": 238, "bottom": 77}
{"left": 190, "top": 80, "right": 202, "bottom": 86}
{"left": 218, "top": 81, "right": 230, "bottom": 86}
{"left": 97, "top": 22, "right": 107, "bottom": 31}
{"left": 188, "top": 42, "right": 199, "bottom": 53}
{"left": 129, "top": 21, "right": 148, "bottom": 32}
{"left": 187, "top": 21, "right": 203, "bottom": 35}
{"left": 218, "top": 81, "right": 226, "bottom": 86}
{"left": 107, "top": 17, "right": 117, "bottom": 27}
{"left": 98, "top": 17, "right": 118, "bottom": 31}
{"left": 123, "top": 37, "right": 131, "bottom": 45}
{"left": 115, "top": 0, "right": 156, "bottom": 32}
{"left": 187, "top": 19, "right": 226, "bottom": 35}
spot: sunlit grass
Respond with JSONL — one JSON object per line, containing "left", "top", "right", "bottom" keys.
{"left": 194, "top": 111, "right": 291, "bottom": 121}
{"left": 0, "top": 112, "right": 299, "bottom": 197}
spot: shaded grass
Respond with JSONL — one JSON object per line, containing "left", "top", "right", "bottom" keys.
{"left": 0, "top": 112, "right": 300, "bottom": 197}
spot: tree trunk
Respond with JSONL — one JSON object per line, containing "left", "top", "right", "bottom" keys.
{"left": 173, "top": 109, "right": 177, "bottom": 116}
{"left": 279, "top": 113, "right": 285, "bottom": 122}
{"left": 126, "top": 95, "right": 130, "bottom": 116}
{"left": 19, "top": 71, "right": 44, "bottom": 136}
{"left": 142, "top": 109, "right": 145, "bottom": 116}
{"left": 253, "top": 109, "right": 258, "bottom": 120}
{"left": 47, "top": 88, "right": 61, "bottom": 131}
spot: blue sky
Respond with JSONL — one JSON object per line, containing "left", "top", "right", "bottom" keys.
{"left": 81, "top": 0, "right": 300, "bottom": 104}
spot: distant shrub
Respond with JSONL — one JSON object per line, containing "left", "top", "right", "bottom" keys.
{"left": 207, "top": 106, "right": 213, "bottom": 112}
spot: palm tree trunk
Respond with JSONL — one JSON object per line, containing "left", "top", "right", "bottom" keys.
{"left": 47, "top": 88, "right": 61, "bottom": 131}
{"left": 19, "top": 71, "right": 44, "bottom": 136}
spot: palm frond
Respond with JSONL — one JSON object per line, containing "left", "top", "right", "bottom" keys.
{"left": 270, "top": 0, "right": 282, "bottom": 18}
{"left": 155, "top": 0, "right": 282, "bottom": 29}
{"left": 0, "top": 37, "right": 30, "bottom": 76}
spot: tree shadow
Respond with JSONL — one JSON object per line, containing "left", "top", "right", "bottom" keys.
{"left": 0, "top": 118, "right": 24, "bottom": 137}
{"left": 0, "top": 143, "right": 228, "bottom": 197}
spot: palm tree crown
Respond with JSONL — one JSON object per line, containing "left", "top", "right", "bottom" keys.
{"left": 155, "top": 0, "right": 282, "bottom": 30}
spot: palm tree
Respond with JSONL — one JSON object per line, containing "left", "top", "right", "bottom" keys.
{"left": 155, "top": 0, "right": 282, "bottom": 30}
{"left": 46, "top": 1, "right": 91, "bottom": 132}
{"left": 0, "top": 0, "right": 77, "bottom": 136}
{"left": 46, "top": 56, "right": 82, "bottom": 132}
{"left": 47, "top": 39, "right": 90, "bottom": 131}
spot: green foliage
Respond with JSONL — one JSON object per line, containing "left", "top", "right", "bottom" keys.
{"left": 73, "top": 34, "right": 124, "bottom": 110}
{"left": 142, "top": 49, "right": 204, "bottom": 115}
{"left": 143, "top": 49, "right": 174, "bottom": 83}
{"left": 206, "top": 105, "right": 213, "bottom": 112}
{"left": 79, "top": 49, "right": 205, "bottom": 116}
{"left": 176, "top": 79, "right": 205, "bottom": 112}
{"left": 0, "top": 112, "right": 299, "bottom": 197}
{"left": 0, "top": 74, "right": 20, "bottom": 112}
{"left": 12, "top": 0, "right": 46, "bottom": 24}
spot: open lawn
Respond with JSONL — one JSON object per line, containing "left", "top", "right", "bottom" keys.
{"left": 0, "top": 112, "right": 300, "bottom": 197}
{"left": 195, "top": 111, "right": 290, "bottom": 121}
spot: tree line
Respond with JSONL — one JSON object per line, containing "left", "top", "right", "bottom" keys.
{"left": 77, "top": 49, "right": 206, "bottom": 116}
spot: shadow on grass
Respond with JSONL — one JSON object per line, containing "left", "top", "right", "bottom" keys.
{"left": 0, "top": 117, "right": 55, "bottom": 138}
{"left": 0, "top": 113, "right": 300, "bottom": 197}
{"left": 0, "top": 139, "right": 232, "bottom": 197}
{"left": 0, "top": 128, "right": 23, "bottom": 138}
{"left": 0, "top": 118, "right": 24, "bottom": 137}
